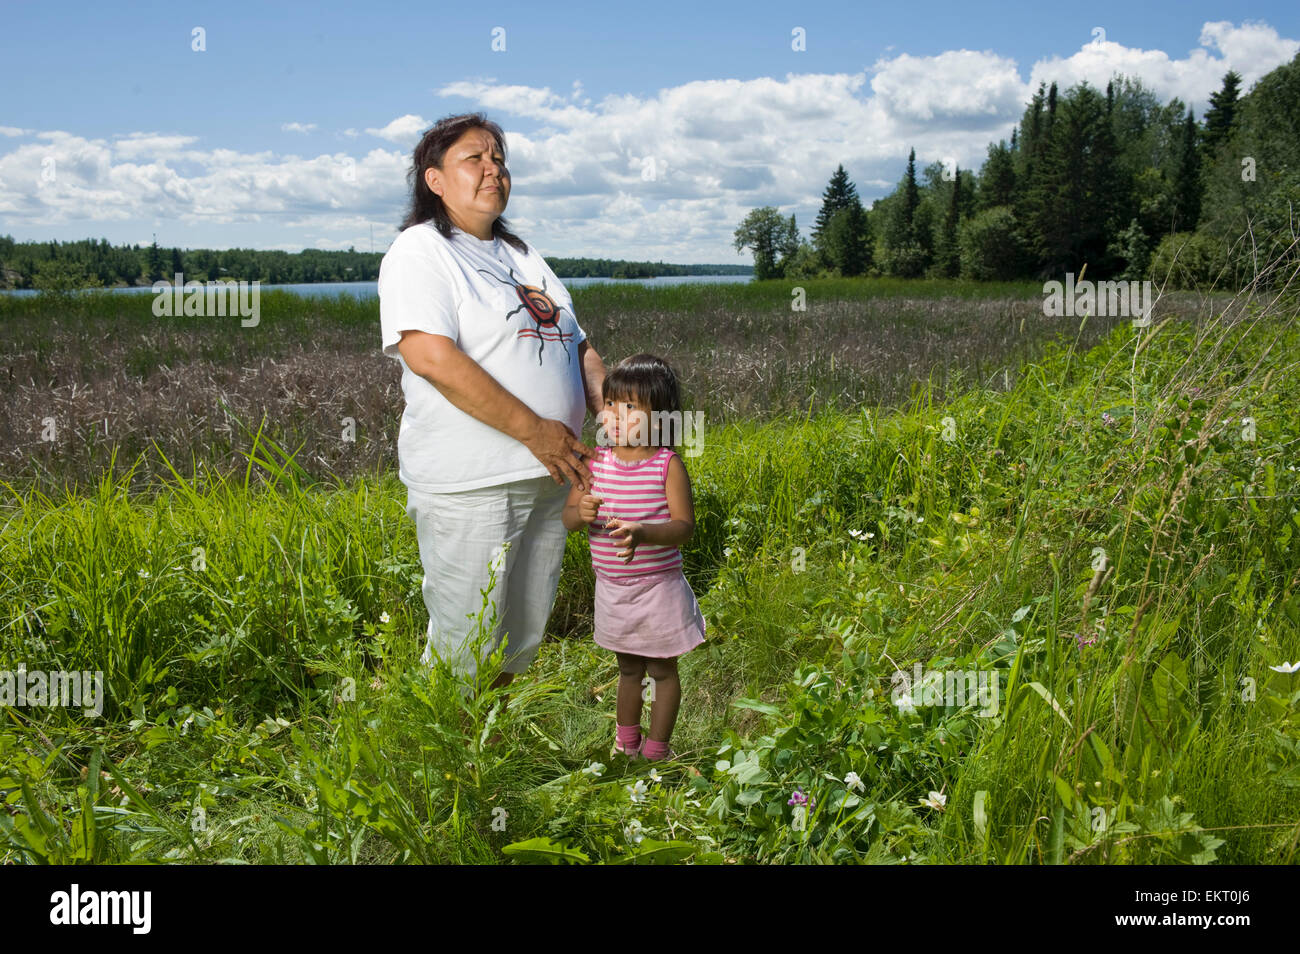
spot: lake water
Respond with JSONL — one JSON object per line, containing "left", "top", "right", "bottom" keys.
{"left": 1, "top": 273, "right": 753, "bottom": 298}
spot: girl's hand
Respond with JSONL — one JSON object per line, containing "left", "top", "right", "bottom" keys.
{"left": 605, "top": 517, "right": 644, "bottom": 562}
{"left": 578, "top": 494, "right": 603, "bottom": 524}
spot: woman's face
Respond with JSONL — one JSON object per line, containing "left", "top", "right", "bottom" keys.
{"left": 424, "top": 127, "right": 510, "bottom": 233}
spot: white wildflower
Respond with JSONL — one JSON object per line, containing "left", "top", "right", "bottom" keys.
{"left": 920, "top": 790, "right": 947, "bottom": 811}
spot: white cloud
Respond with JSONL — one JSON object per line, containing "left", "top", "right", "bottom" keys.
{"left": 438, "top": 81, "right": 598, "bottom": 129}
{"left": 870, "top": 50, "right": 1027, "bottom": 123}
{"left": 364, "top": 114, "right": 429, "bottom": 144}
{"left": 282, "top": 122, "right": 318, "bottom": 134}
{"left": 1028, "top": 20, "right": 1299, "bottom": 111}
{"left": 0, "top": 126, "right": 30, "bottom": 137}
{"left": 1200, "top": 19, "right": 1300, "bottom": 74}
{"left": 0, "top": 131, "right": 407, "bottom": 235}
{"left": 112, "top": 133, "right": 201, "bottom": 160}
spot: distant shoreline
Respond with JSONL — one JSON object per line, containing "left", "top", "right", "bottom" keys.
{"left": 0, "top": 273, "right": 755, "bottom": 296}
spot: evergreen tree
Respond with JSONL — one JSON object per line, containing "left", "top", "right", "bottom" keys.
{"left": 811, "top": 165, "right": 860, "bottom": 246}
{"left": 844, "top": 198, "right": 872, "bottom": 275}
{"left": 146, "top": 239, "right": 163, "bottom": 283}
{"left": 1172, "top": 107, "right": 1202, "bottom": 232}
{"left": 1016, "top": 82, "right": 1047, "bottom": 188}
{"left": 936, "top": 168, "right": 963, "bottom": 277}
{"left": 902, "top": 148, "right": 920, "bottom": 236}
{"left": 978, "top": 141, "right": 1016, "bottom": 211}
{"left": 1202, "top": 70, "right": 1242, "bottom": 158}
{"left": 884, "top": 148, "right": 928, "bottom": 276}
{"left": 822, "top": 199, "right": 872, "bottom": 276}
{"left": 1014, "top": 83, "right": 1055, "bottom": 271}
{"left": 1035, "top": 82, "right": 1123, "bottom": 276}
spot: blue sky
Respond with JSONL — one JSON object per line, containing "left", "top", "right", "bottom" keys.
{"left": 2, "top": 0, "right": 1297, "bottom": 263}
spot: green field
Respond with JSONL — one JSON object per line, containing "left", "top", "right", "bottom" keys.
{"left": 1, "top": 278, "right": 1297, "bottom": 864}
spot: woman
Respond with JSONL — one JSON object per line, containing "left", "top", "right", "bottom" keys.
{"left": 378, "top": 112, "right": 606, "bottom": 691}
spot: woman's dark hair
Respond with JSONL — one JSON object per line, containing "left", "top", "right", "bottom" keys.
{"left": 601, "top": 353, "right": 685, "bottom": 448}
{"left": 400, "top": 112, "right": 528, "bottom": 254}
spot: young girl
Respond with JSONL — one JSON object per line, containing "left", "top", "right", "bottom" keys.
{"left": 561, "top": 353, "right": 704, "bottom": 762}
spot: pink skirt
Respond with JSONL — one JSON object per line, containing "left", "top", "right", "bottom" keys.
{"left": 593, "top": 566, "right": 706, "bottom": 658}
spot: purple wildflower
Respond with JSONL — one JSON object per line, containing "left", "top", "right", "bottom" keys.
{"left": 787, "top": 788, "right": 814, "bottom": 809}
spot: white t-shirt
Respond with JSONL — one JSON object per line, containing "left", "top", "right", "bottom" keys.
{"left": 378, "top": 221, "right": 588, "bottom": 493}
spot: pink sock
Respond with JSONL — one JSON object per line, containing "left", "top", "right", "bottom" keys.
{"left": 616, "top": 724, "right": 641, "bottom": 749}
{"left": 641, "top": 738, "right": 669, "bottom": 760}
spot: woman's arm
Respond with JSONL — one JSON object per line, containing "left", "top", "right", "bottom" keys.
{"left": 397, "top": 329, "right": 596, "bottom": 489}
{"left": 579, "top": 340, "right": 606, "bottom": 416}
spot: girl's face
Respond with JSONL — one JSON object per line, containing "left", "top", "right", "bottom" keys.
{"left": 602, "top": 393, "right": 654, "bottom": 447}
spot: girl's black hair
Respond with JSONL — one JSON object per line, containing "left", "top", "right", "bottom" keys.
{"left": 601, "top": 353, "right": 685, "bottom": 448}
{"left": 399, "top": 112, "right": 529, "bottom": 255}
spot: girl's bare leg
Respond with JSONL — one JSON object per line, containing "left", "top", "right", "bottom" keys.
{"left": 644, "top": 656, "right": 681, "bottom": 743}
{"left": 615, "top": 652, "right": 647, "bottom": 728}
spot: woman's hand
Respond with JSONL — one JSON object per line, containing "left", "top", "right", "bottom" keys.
{"left": 523, "top": 418, "right": 596, "bottom": 490}
{"left": 398, "top": 330, "right": 596, "bottom": 489}
{"left": 605, "top": 517, "right": 644, "bottom": 562}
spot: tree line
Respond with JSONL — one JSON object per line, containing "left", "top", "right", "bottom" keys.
{"left": 0, "top": 237, "right": 753, "bottom": 292}
{"left": 736, "top": 51, "right": 1300, "bottom": 289}
{"left": 0, "top": 238, "right": 386, "bottom": 291}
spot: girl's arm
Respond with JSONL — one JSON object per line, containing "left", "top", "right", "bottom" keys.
{"left": 561, "top": 479, "right": 587, "bottom": 532}
{"left": 562, "top": 481, "right": 605, "bottom": 532}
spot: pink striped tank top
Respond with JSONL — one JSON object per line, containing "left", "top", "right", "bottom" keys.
{"left": 588, "top": 446, "right": 683, "bottom": 579}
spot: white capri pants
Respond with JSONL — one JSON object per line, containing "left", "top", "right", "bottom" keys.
{"left": 405, "top": 474, "right": 570, "bottom": 680}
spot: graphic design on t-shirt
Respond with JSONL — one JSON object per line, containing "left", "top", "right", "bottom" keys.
{"left": 475, "top": 265, "right": 575, "bottom": 365}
